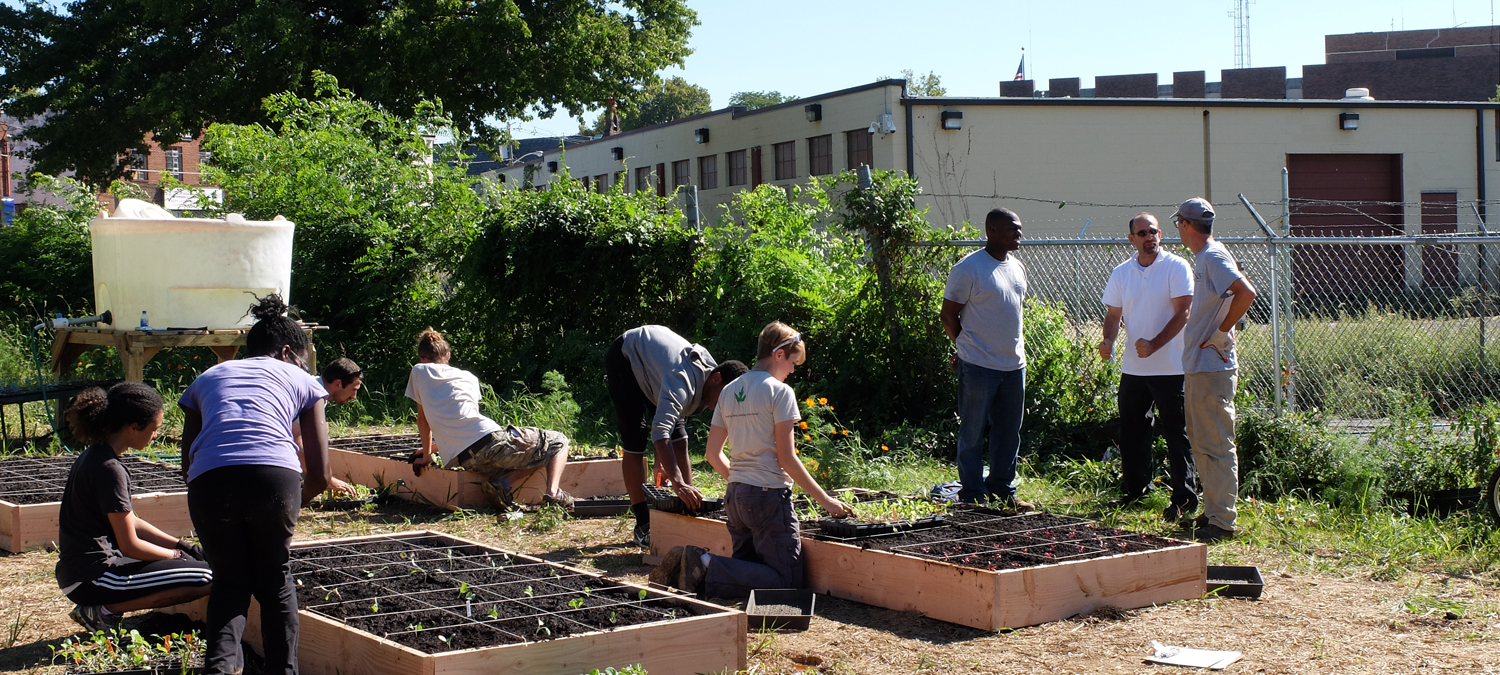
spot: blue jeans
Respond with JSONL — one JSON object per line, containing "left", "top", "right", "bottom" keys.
{"left": 956, "top": 360, "right": 1026, "bottom": 503}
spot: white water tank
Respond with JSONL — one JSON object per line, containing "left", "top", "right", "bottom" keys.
{"left": 91, "top": 199, "right": 295, "bottom": 330}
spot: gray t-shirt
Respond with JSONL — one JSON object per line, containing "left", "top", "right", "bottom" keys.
{"left": 621, "top": 325, "right": 719, "bottom": 442}
{"left": 1182, "top": 240, "right": 1247, "bottom": 374}
{"left": 944, "top": 249, "right": 1027, "bottom": 372}
{"left": 711, "top": 370, "right": 800, "bottom": 489}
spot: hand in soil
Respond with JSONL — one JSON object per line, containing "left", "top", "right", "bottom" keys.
{"left": 820, "top": 497, "right": 854, "bottom": 519}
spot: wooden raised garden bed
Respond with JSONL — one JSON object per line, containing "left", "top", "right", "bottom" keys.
{"left": 170, "top": 531, "right": 745, "bottom": 675}
{"left": 0, "top": 455, "right": 192, "bottom": 552}
{"left": 328, "top": 434, "right": 625, "bottom": 509}
{"left": 649, "top": 503, "right": 1206, "bottom": 631}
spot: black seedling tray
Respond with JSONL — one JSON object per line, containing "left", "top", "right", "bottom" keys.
{"left": 1400, "top": 488, "right": 1483, "bottom": 517}
{"left": 571, "top": 498, "right": 633, "bottom": 518}
{"left": 1206, "top": 565, "right": 1265, "bottom": 599}
{"left": 641, "top": 484, "right": 724, "bottom": 515}
{"left": 816, "top": 515, "right": 946, "bottom": 539}
{"left": 745, "top": 588, "right": 816, "bottom": 631}
{"left": 315, "top": 495, "right": 379, "bottom": 510}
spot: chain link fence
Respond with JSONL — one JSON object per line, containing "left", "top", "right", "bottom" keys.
{"left": 951, "top": 223, "right": 1500, "bottom": 421}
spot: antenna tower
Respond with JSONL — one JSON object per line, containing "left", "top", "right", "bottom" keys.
{"left": 1231, "top": 0, "right": 1252, "bottom": 69}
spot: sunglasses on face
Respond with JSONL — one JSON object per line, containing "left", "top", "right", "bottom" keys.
{"left": 1133, "top": 227, "right": 1160, "bottom": 238}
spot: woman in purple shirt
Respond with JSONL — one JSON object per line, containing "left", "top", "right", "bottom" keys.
{"left": 179, "top": 295, "right": 329, "bottom": 675}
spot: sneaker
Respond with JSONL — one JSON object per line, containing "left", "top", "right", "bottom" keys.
{"left": 542, "top": 490, "right": 575, "bottom": 512}
{"left": 632, "top": 523, "right": 651, "bottom": 548}
{"left": 478, "top": 476, "right": 515, "bottom": 510}
{"left": 648, "top": 546, "right": 685, "bottom": 587}
{"left": 68, "top": 605, "right": 119, "bottom": 634}
{"left": 1195, "top": 523, "right": 1235, "bottom": 543}
{"left": 1193, "top": 514, "right": 1210, "bottom": 529}
{"left": 679, "top": 545, "right": 708, "bottom": 596}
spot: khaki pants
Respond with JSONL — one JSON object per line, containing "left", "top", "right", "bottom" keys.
{"left": 1184, "top": 370, "right": 1238, "bottom": 530}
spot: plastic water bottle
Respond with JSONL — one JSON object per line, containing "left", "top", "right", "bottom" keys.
{"left": 139, "top": 310, "right": 149, "bottom": 330}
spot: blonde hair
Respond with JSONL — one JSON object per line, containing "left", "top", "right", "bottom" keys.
{"left": 757, "top": 321, "right": 806, "bottom": 364}
{"left": 416, "top": 327, "right": 451, "bottom": 361}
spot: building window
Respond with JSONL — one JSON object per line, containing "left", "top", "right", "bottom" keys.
{"left": 594, "top": 174, "right": 608, "bottom": 193}
{"left": 128, "top": 150, "right": 149, "bottom": 181}
{"left": 672, "top": 159, "right": 691, "bottom": 190}
{"left": 808, "top": 134, "right": 833, "bottom": 176}
{"left": 614, "top": 171, "right": 626, "bottom": 191}
{"left": 635, "top": 166, "right": 653, "bottom": 194}
{"left": 165, "top": 147, "right": 184, "bottom": 181}
{"left": 581, "top": 176, "right": 591, "bottom": 191}
{"left": 773, "top": 141, "right": 796, "bottom": 181}
{"left": 846, "top": 130, "right": 873, "bottom": 169}
{"left": 726, "top": 150, "right": 747, "bottom": 186}
{"left": 199, "top": 150, "right": 213, "bottom": 168}
{"left": 699, "top": 155, "right": 718, "bottom": 190}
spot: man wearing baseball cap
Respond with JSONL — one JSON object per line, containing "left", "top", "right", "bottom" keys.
{"left": 1173, "top": 198, "right": 1256, "bottom": 542}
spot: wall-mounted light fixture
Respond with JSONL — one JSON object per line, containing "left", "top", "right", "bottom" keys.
{"left": 547, "top": 161, "right": 559, "bottom": 173}
{"left": 694, "top": 128, "right": 710, "bottom": 143}
{"left": 805, "top": 103, "right": 823, "bottom": 122}
{"left": 611, "top": 147, "right": 624, "bottom": 161}
{"left": 940, "top": 111, "right": 964, "bottom": 130}
{"left": 1338, "top": 112, "right": 1359, "bottom": 131}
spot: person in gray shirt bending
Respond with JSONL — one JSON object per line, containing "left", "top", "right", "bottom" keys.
{"left": 1173, "top": 198, "right": 1257, "bottom": 543}
{"left": 606, "top": 326, "right": 747, "bottom": 546}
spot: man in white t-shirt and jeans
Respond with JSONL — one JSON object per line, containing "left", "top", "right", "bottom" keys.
{"left": 941, "top": 208, "right": 1031, "bottom": 509}
{"left": 1099, "top": 213, "right": 1196, "bottom": 521}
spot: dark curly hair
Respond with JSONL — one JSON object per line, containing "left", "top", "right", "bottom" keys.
{"left": 244, "top": 294, "right": 309, "bottom": 359}
{"left": 66, "top": 382, "right": 164, "bottom": 445}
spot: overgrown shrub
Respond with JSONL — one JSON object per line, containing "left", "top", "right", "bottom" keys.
{"left": 1020, "top": 299, "right": 1119, "bottom": 460}
{"left": 0, "top": 175, "right": 98, "bottom": 324}
{"left": 1238, "top": 407, "right": 1383, "bottom": 508}
{"left": 1371, "top": 392, "right": 1498, "bottom": 495}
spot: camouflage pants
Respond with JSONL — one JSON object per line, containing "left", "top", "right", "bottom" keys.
{"left": 459, "top": 426, "right": 568, "bottom": 508}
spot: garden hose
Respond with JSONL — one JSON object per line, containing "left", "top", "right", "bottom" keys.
{"left": 26, "top": 310, "right": 111, "bottom": 452}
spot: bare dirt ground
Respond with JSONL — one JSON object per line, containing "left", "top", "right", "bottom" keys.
{"left": 3, "top": 501, "right": 1498, "bottom": 675}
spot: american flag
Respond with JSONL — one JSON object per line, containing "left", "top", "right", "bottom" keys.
{"left": 1014, "top": 53, "right": 1025, "bottom": 81}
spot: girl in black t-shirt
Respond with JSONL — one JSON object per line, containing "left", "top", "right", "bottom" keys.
{"left": 57, "top": 383, "right": 212, "bottom": 633}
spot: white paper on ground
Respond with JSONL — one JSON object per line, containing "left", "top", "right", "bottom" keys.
{"left": 1145, "top": 641, "right": 1244, "bottom": 670}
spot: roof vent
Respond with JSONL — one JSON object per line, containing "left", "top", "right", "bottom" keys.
{"left": 1342, "top": 88, "right": 1374, "bottom": 101}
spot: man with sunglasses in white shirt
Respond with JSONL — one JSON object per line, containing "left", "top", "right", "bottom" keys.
{"left": 1099, "top": 213, "right": 1196, "bottom": 522}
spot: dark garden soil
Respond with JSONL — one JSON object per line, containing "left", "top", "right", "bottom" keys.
{"left": 0, "top": 456, "right": 184, "bottom": 504}
{"left": 289, "top": 535, "right": 720, "bottom": 653}
{"left": 329, "top": 434, "right": 616, "bottom": 462}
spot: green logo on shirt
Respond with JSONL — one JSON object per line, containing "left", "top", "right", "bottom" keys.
{"left": 734, "top": 388, "right": 746, "bottom": 403}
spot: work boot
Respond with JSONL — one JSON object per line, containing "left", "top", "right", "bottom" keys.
{"left": 542, "top": 490, "right": 575, "bottom": 512}
{"left": 649, "top": 546, "right": 685, "bottom": 587}
{"left": 478, "top": 476, "right": 515, "bottom": 510}
{"left": 679, "top": 545, "right": 709, "bottom": 596}
{"left": 1195, "top": 524, "right": 1235, "bottom": 543}
{"left": 632, "top": 523, "right": 651, "bottom": 548}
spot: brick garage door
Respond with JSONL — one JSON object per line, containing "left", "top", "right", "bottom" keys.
{"left": 1287, "top": 154, "right": 1404, "bottom": 294}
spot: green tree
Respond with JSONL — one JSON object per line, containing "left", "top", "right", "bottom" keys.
{"left": 584, "top": 77, "right": 711, "bottom": 135}
{"left": 728, "top": 91, "right": 796, "bottom": 110}
{"left": 896, "top": 69, "right": 946, "bottom": 97}
{"left": 200, "top": 73, "right": 487, "bottom": 384}
{"left": 0, "top": 0, "right": 698, "bottom": 183}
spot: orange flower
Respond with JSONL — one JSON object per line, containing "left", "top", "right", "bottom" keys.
{"left": 805, "top": 397, "right": 815, "bottom": 406}
{"left": 881, "top": 445, "right": 890, "bottom": 452}
{"left": 799, "top": 421, "right": 808, "bottom": 429}
{"left": 840, "top": 429, "right": 850, "bottom": 436}
{"left": 827, "top": 406, "right": 834, "bottom": 411}
{"left": 803, "top": 434, "right": 812, "bottom": 441}
{"left": 818, "top": 397, "right": 828, "bottom": 405}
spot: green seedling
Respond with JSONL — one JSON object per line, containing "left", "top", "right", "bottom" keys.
{"left": 437, "top": 635, "right": 450, "bottom": 646}
{"left": 458, "top": 581, "right": 469, "bottom": 596}
{"left": 608, "top": 611, "right": 617, "bottom": 624}
{"left": 407, "top": 623, "right": 424, "bottom": 632}
{"left": 523, "top": 586, "right": 533, "bottom": 597}
{"left": 568, "top": 598, "right": 586, "bottom": 609}
{"left": 486, "top": 607, "right": 499, "bottom": 620}
{"left": 535, "top": 618, "right": 551, "bottom": 636}
{"left": 582, "top": 586, "right": 592, "bottom": 597}
{"left": 637, "top": 589, "right": 649, "bottom": 601}
{"left": 369, "top": 599, "right": 380, "bottom": 613}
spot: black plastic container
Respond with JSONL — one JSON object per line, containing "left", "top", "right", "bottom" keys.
{"left": 745, "top": 588, "right": 816, "bottom": 630}
{"left": 1206, "top": 565, "right": 1265, "bottom": 599}
{"left": 570, "top": 498, "right": 632, "bottom": 518}
{"left": 641, "top": 484, "right": 724, "bottom": 515}
{"left": 815, "top": 515, "right": 946, "bottom": 538}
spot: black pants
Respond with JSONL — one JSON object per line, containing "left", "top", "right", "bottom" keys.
{"left": 189, "top": 465, "right": 301, "bottom": 675}
{"left": 1117, "top": 374, "right": 1196, "bottom": 510}
{"left": 604, "top": 336, "right": 687, "bottom": 457}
